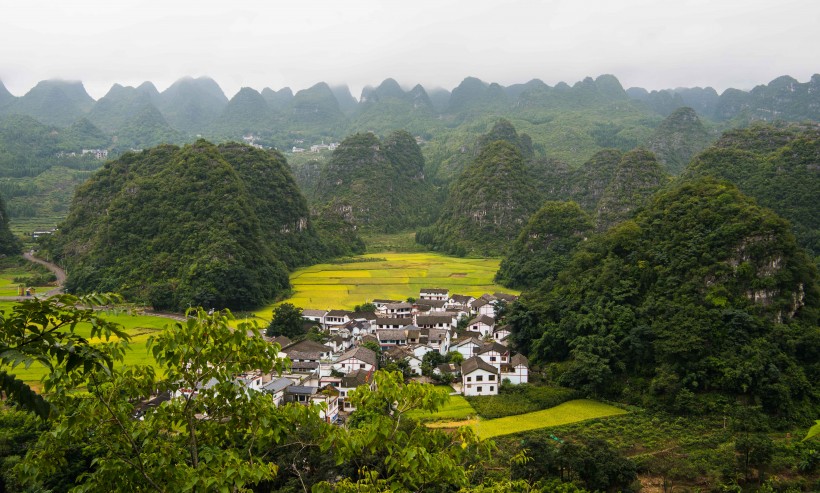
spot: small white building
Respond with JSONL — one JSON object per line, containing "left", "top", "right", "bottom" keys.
{"left": 261, "top": 377, "right": 292, "bottom": 406}
{"left": 382, "top": 302, "right": 413, "bottom": 318}
{"left": 419, "top": 288, "right": 449, "bottom": 301}
{"left": 500, "top": 353, "right": 529, "bottom": 385}
{"left": 453, "top": 337, "right": 483, "bottom": 360}
{"left": 466, "top": 314, "right": 495, "bottom": 338}
{"left": 332, "top": 346, "right": 378, "bottom": 375}
{"left": 461, "top": 357, "right": 500, "bottom": 396}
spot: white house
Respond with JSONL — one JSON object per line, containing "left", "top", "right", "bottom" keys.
{"left": 461, "top": 357, "right": 500, "bottom": 396}
{"left": 477, "top": 341, "right": 510, "bottom": 367}
{"left": 419, "top": 288, "right": 449, "bottom": 301}
{"left": 302, "top": 309, "right": 327, "bottom": 326}
{"left": 493, "top": 324, "right": 511, "bottom": 342}
{"left": 374, "top": 317, "right": 409, "bottom": 331}
{"left": 283, "top": 385, "right": 339, "bottom": 423}
{"left": 261, "top": 377, "right": 292, "bottom": 406}
{"left": 453, "top": 337, "right": 483, "bottom": 360}
{"left": 470, "top": 298, "right": 497, "bottom": 318}
{"left": 332, "top": 346, "right": 378, "bottom": 375}
{"left": 415, "top": 314, "right": 455, "bottom": 331}
{"left": 382, "top": 302, "right": 413, "bottom": 318}
{"left": 500, "top": 353, "right": 529, "bottom": 385}
{"left": 446, "top": 294, "right": 475, "bottom": 311}
{"left": 466, "top": 314, "right": 495, "bottom": 338}
{"left": 377, "top": 329, "right": 409, "bottom": 351}
{"left": 324, "top": 310, "right": 351, "bottom": 331}
{"left": 424, "top": 328, "right": 451, "bottom": 355}
{"left": 337, "top": 369, "right": 375, "bottom": 413}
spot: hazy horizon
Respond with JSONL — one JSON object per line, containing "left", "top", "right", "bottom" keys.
{"left": 2, "top": 0, "right": 818, "bottom": 100}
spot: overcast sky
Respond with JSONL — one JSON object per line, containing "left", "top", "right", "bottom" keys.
{"left": 1, "top": 0, "right": 818, "bottom": 100}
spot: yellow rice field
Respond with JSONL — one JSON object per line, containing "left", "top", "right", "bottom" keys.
{"left": 250, "top": 252, "right": 516, "bottom": 320}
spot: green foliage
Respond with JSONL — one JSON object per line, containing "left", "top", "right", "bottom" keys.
{"left": 48, "top": 140, "right": 338, "bottom": 311}
{"left": 0, "top": 293, "right": 129, "bottom": 419}
{"left": 418, "top": 138, "right": 542, "bottom": 256}
{"left": 647, "top": 106, "right": 714, "bottom": 174}
{"left": 323, "top": 370, "right": 491, "bottom": 492}
{"left": 265, "top": 303, "right": 305, "bottom": 338}
{"left": 594, "top": 147, "right": 667, "bottom": 231}
{"left": 0, "top": 194, "right": 20, "bottom": 255}
{"left": 510, "top": 437, "right": 637, "bottom": 492}
{"left": 685, "top": 122, "right": 820, "bottom": 259}
{"left": 19, "top": 308, "right": 292, "bottom": 492}
{"left": 510, "top": 178, "right": 819, "bottom": 421}
{"left": 313, "top": 131, "right": 439, "bottom": 233}
{"left": 805, "top": 420, "right": 820, "bottom": 441}
{"left": 496, "top": 201, "right": 593, "bottom": 289}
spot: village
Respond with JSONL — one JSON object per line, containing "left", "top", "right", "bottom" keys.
{"left": 177, "top": 288, "right": 528, "bottom": 425}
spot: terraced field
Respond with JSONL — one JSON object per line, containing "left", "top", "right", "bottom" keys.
{"left": 252, "top": 252, "right": 516, "bottom": 319}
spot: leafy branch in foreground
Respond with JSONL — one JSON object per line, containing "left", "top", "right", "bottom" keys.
{"left": 0, "top": 293, "right": 129, "bottom": 418}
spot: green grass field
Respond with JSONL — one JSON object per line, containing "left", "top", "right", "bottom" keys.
{"left": 408, "top": 392, "right": 476, "bottom": 423}
{"left": 472, "top": 399, "right": 628, "bottom": 439}
{"left": 249, "top": 252, "right": 516, "bottom": 320}
{"left": 0, "top": 263, "right": 55, "bottom": 296}
{"left": 0, "top": 301, "right": 174, "bottom": 389}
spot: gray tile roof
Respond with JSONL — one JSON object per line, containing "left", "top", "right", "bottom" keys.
{"left": 285, "top": 339, "right": 329, "bottom": 353}
{"left": 336, "top": 346, "right": 378, "bottom": 367}
{"left": 340, "top": 369, "right": 372, "bottom": 388}
{"left": 461, "top": 356, "right": 499, "bottom": 375}
{"left": 261, "top": 377, "right": 292, "bottom": 393}
{"left": 510, "top": 353, "right": 529, "bottom": 368}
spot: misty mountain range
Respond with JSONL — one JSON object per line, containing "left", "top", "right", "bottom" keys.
{"left": 1, "top": 73, "right": 818, "bottom": 141}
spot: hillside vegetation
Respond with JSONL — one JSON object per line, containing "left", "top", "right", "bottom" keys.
{"left": 47, "top": 140, "right": 339, "bottom": 311}
{"left": 417, "top": 139, "right": 541, "bottom": 256}
{"left": 685, "top": 122, "right": 820, "bottom": 261}
{"left": 508, "top": 178, "right": 819, "bottom": 423}
{"left": 312, "top": 130, "right": 439, "bottom": 232}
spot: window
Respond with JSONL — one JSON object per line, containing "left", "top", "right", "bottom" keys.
{"left": 467, "top": 376, "right": 472, "bottom": 382}
{"left": 490, "top": 357, "right": 496, "bottom": 362}
{"left": 489, "top": 375, "right": 495, "bottom": 381}
{"left": 476, "top": 375, "right": 483, "bottom": 382}
{"left": 490, "top": 386, "right": 494, "bottom": 392}
{"left": 477, "top": 386, "right": 482, "bottom": 392}
{"left": 360, "top": 363, "right": 365, "bottom": 369}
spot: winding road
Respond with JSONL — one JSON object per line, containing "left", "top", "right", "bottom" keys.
{"left": 0, "top": 252, "right": 66, "bottom": 301}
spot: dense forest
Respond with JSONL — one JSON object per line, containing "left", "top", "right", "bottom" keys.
{"left": 310, "top": 130, "right": 440, "bottom": 232}
{"left": 507, "top": 178, "right": 819, "bottom": 422}
{"left": 0, "top": 73, "right": 817, "bottom": 230}
{"left": 44, "top": 141, "right": 352, "bottom": 311}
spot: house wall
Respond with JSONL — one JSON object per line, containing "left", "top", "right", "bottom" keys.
{"left": 462, "top": 369, "right": 499, "bottom": 396}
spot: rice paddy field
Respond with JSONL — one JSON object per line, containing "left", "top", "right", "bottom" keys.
{"left": 408, "top": 392, "right": 476, "bottom": 423}
{"left": 0, "top": 300, "right": 173, "bottom": 389}
{"left": 251, "top": 252, "right": 516, "bottom": 320}
{"left": 471, "top": 400, "right": 628, "bottom": 439}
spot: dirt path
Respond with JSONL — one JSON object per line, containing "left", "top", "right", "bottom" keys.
{"left": 23, "top": 251, "right": 66, "bottom": 297}
{"left": 0, "top": 252, "right": 67, "bottom": 301}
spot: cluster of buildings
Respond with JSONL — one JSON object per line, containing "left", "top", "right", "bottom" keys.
{"left": 178, "top": 289, "right": 528, "bottom": 424}
{"left": 56, "top": 148, "right": 109, "bottom": 159}
{"left": 290, "top": 140, "right": 340, "bottom": 153}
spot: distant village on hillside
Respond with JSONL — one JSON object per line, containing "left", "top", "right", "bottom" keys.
{"left": 157, "top": 288, "right": 526, "bottom": 425}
